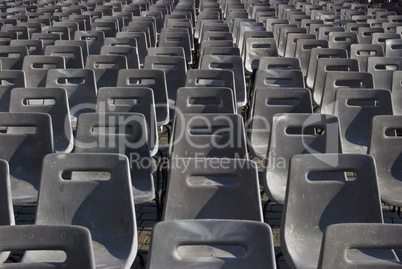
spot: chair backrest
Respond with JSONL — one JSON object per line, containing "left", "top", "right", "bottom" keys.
{"left": 85, "top": 55, "right": 128, "bottom": 88}
{"left": 349, "top": 43, "right": 384, "bottom": 72}
{"left": 254, "top": 69, "right": 305, "bottom": 90}
{"left": 278, "top": 27, "right": 307, "bottom": 57}
{"left": 320, "top": 71, "right": 374, "bottom": 115}
{"left": 0, "top": 160, "right": 13, "bottom": 226}
{"left": 282, "top": 153, "right": 383, "bottom": 269}
{"left": 170, "top": 114, "right": 248, "bottom": 159}
{"left": 9, "top": 40, "right": 43, "bottom": 55}
{"left": 0, "top": 70, "right": 26, "bottom": 112}
{"left": 392, "top": 71, "right": 402, "bottom": 115}
{"left": 0, "top": 46, "right": 28, "bottom": 70}
{"left": 44, "top": 45, "right": 84, "bottom": 69}
{"left": 357, "top": 27, "right": 384, "bottom": 44}
{"left": 371, "top": 33, "right": 400, "bottom": 51}
{"left": 0, "top": 112, "right": 53, "bottom": 205}
{"left": 74, "top": 30, "right": 105, "bottom": 55}
{"left": 185, "top": 69, "right": 236, "bottom": 104}
{"left": 42, "top": 25, "right": 70, "bottom": 40}
{"left": 100, "top": 45, "right": 139, "bottom": 69}
{"left": 367, "top": 56, "right": 402, "bottom": 90}
{"left": 0, "top": 225, "right": 96, "bottom": 268}
{"left": 96, "top": 87, "right": 158, "bottom": 156}
{"left": 284, "top": 33, "right": 316, "bottom": 58}
{"left": 306, "top": 48, "right": 348, "bottom": 90}
{"left": 33, "top": 153, "right": 136, "bottom": 268}
{"left": 75, "top": 113, "right": 154, "bottom": 204}
{"left": 313, "top": 58, "right": 359, "bottom": 107}
{"left": 385, "top": 39, "right": 402, "bottom": 57}
{"left": 258, "top": 57, "right": 301, "bottom": 70}
{"left": 144, "top": 55, "right": 187, "bottom": 106}
{"left": 22, "top": 55, "right": 65, "bottom": 88}
{"left": 368, "top": 115, "right": 402, "bottom": 208}
{"left": 159, "top": 30, "right": 192, "bottom": 65}
{"left": 9, "top": 87, "right": 73, "bottom": 153}
{"left": 334, "top": 89, "right": 393, "bottom": 154}
{"left": 318, "top": 223, "right": 402, "bottom": 269}
{"left": 295, "top": 39, "right": 329, "bottom": 76}
{"left": 117, "top": 69, "right": 169, "bottom": 126}
{"left": 175, "top": 87, "right": 235, "bottom": 115}
{"left": 31, "top": 33, "right": 61, "bottom": 49}
{"left": 163, "top": 158, "right": 262, "bottom": 221}
{"left": 147, "top": 46, "right": 185, "bottom": 58}
{"left": 116, "top": 31, "right": 149, "bottom": 65}
{"left": 54, "top": 40, "right": 89, "bottom": 65}
{"left": 46, "top": 69, "right": 97, "bottom": 118}
{"left": 247, "top": 88, "right": 313, "bottom": 159}
{"left": 245, "top": 38, "right": 278, "bottom": 74}
{"left": 264, "top": 113, "right": 342, "bottom": 205}
{"left": 328, "top": 32, "right": 358, "bottom": 53}
{"left": 199, "top": 55, "right": 245, "bottom": 107}
{"left": 147, "top": 219, "right": 276, "bottom": 269}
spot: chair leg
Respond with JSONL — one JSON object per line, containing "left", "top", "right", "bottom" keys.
{"left": 133, "top": 252, "right": 145, "bottom": 269}
{"left": 263, "top": 199, "right": 271, "bottom": 222}
{"left": 275, "top": 251, "right": 283, "bottom": 269}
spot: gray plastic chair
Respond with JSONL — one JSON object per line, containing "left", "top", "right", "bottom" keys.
{"left": 74, "top": 30, "right": 105, "bottom": 55}
{"left": 163, "top": 158, "right": 262, "bottom": 221}
{"left": 144, "top": 55, "right": 187, "bottom": 106}
{"left": 367, "top": 57, "right": 402, "bottom": 90}
{"left": 264, "top": 113, "right": 341, "bottom": 205}
{"left": 31, "top": 153, "right": 137, "bottom": 268}
{"left": 96, "top": 87, "right": 158, "bottom": 156}
{"left": 75, "top": 113, "right": 155, "bottom": 204}
{"left": 371, "top": 33, "right": 400, "bottom": 51}
{"left": 185, "top": 69, "right": 236, "bottom": 106}
{"left": 282, "top": 153, "right": 389, "bottom": 269}
{"left": 284, "top": 33, "right": 316, "bottom": 58}
{"left": 258, "top": 57, "right": 301, "bottom": 70}
{"left": 175, "top": 87, "right": 235, "bottom": 116}
{"left": 245, "top": 38, "right": 278, "bottom": 74}
{"left": 85, "top": 55, "right": 128, "bottom": 88}
{"left": 0, "top": 159, "right": 13, "bottom": 263}
{"left": 318, "top": 223, "right": 402, "bottom": 269}
{"left": 44, "top": 45, "right": 84, "bottom": 69}
{"left": 22, "top": 55, "right": 65, "bottom": 88}
{"left": 31, "top": 33, "right": 61, "bottom": 49}
{"left": 313, "top": 58, "right": 359, "bottom": 107}
{"left": 0, "top": 46, "right": 28, "bottom": 70}
{"left": 91, "top": 20, "right": 117, "bottom": 38}
{"left": 0, "top": 112, "right": 53, "bottom": 205}
{"left": 46, "top": 69, "right": 97, "bottom": 119}
{"left": 254, "top": 69, "right": 305, "bottom": 89}
{"left": 306, "top": 48, "right": 348, "bottom": 90}
{"left": 328, "top": 31, "right": 358, "bottom": 54}
{"left": 0, "top": 70, "right": 25, "bottom": 112}
{"left": 392, "top": 71, "right": 402, "bottom": 115}
{"left": 247, "top": 88, "right": 313, "bottom": 159}
{"left": 350, "top": 44, "right": 384, "bottom": 72}
{"left": 0, "top": 225, "right": 95, "bottom": 268}
{"left": 129, "top": 18, "right": 156, "bottom": 46}
{"left": 100, "top": 45, "right": 139, "bottom": 69}
{"left": 9, "top": 40, "right": 43, "bottom": 55}
{"left": 147, "top": 219, "right": 276, "bottom": 269}
{"left": 321, "top": 71, "right": 374, "bottom": 115}
{"left": 296, "top": 39, "right": 330, "bottom": 76}
{"left": 368, "top": 115, "right": 402, "bottom": 208}
{"left": 170, "top": 114, "right": 248, "bottom": 159}
{"left": 334, "top": 89, "right": 393, "bottom": 154}
{"left": 357, "top": 27, "right": 384, "bottom": 44}
{"left": 9, "top": 87, "right": 73, "bottom": 153}
{"left": 278, "top": 27, "right": 307, "bottom": 57}
{"left": 117, "top": 69, "right": 169, "bottom": 126}
{"left": 42, "top": 25, "right": 70, "bottom": 40}
{"left": 200, "top": 55, "right": 246, "bottom": 107}
{"left": 385, "top": 39, "right": 402, "bottom": 57}
{"left": 158, "top": 31, "right": 192, "bottom": 65}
